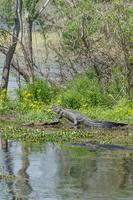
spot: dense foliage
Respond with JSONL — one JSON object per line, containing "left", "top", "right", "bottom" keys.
{"left": 52, "top": 0, "right": 133, "bottom": 98}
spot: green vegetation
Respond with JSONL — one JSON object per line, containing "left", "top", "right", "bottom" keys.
{"left": 57, "top": 72, "right": 133, "bottom": 124}
{"left": 0, "top": 74, "right": 132, "bottom": 125}
{"left": 16, "top": 79, "right": 54, "bottom": 113}
{"left": 0, "top": 90, "right": 14, "bottom": 114}
{"left": 0, "top": 71, "right": 132, "bottom": 147}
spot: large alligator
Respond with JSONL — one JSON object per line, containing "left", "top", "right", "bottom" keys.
{"left": 73, "top": 142, "right": 133, "bottom": 151}
{"left": 52, "top": 105, "right": 128, "bottom": 129}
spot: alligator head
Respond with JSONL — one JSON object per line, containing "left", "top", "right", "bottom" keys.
{"left": 51, "top": 105, "right": 62, "bottom": 114}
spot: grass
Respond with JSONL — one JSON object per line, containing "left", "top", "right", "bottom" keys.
{"left": 16, "top": 109, "right": 57, "bottom": 124}
{"left": 79, "top": 100, "right": 133, "bottom": 124}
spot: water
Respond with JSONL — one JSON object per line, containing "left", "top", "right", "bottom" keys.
{"left": 0, "top": 140, "right": 133, "bottom": 200}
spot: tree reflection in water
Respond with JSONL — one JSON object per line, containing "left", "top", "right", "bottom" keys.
{"left": 0, "top": 139, "right": 32, "bottom": 199}
{"left": 14, "top": 142, "right": 32, "bottom": 199}
{"left": 56, "top": 146, "right": 133, "bottom": 199}
{"left": 0, "top": 138, "right": 15, "bottom": 199}
{"left": 1, "top": 141, "right": 133, "bottom": 200}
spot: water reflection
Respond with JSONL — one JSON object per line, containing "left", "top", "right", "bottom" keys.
{"left": 0, "top": 141, "right": 133, "bottom": 200}
{"left": 0, "top": 139, "right": 15, "bottom": 199}
{"left": 14, "top": 142, "right": 32, "bottom": 199}
{"left": 0, "top": 139, "right": 32, "bottom": 199}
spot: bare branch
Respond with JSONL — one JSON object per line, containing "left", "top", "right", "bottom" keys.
{"left": 37, "top": 0, "right": 51, "bottom": 17}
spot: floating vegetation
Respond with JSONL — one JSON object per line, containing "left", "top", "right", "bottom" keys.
{"left": 0, "top": 121, "right": 133, "bottom": 145}
{"left": 0, "top": 125, "right": 91, "bottom": 143}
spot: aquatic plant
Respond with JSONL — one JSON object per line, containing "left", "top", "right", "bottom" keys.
{"left": 0, "top": 122, "right": 133, "bottom": 145}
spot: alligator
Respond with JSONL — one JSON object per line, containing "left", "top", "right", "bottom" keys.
{"left": 52, "top": 105, "right": 128, "bottom": 129}
{"left": 73, "top": 142, "right": 133, "bottom": 151}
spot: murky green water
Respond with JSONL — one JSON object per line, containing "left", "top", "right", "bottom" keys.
{"left": 0, "top": 140, "right": 133, "bottom": 200}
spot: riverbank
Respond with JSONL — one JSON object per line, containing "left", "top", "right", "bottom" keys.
{"left": 0, "top": 101, "right": 132, "bottom": 145}
{"left": 0, "top": 76, "right": 132, "bottom": 145}
{"left": 0, "top": 117, "right": 133, "bottom": 146}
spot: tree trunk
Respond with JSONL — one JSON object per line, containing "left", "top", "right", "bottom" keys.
{"left": 22, "top": 9, "right": 34, "bottom": 84}
{"left": 0, "top": 45, "right": 30, "bottom": 82}
{"left": 0, "top": 0, "right": 22, "bottom": 93}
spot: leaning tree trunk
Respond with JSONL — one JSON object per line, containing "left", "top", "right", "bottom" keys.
{"left": 22, "top": 9, "right": 34, "bottom": 84}
{"left": 0, "top": 0, "right": 22, "bottom": 94}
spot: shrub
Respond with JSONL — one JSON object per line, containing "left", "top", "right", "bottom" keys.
{"left": 61, "top": 93, "right": 81, "bottom": 109}
{"left": 0, "top": 91, "right": 14, "bottom": 114}
{"left": 57, "top": 72, "right": 114, "bottom": 109}
{"left": 17, "top": 79, "right": 53, "bottom": 103}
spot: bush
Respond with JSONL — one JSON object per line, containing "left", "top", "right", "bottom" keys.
{"left": 61, "top": 93, "right": 81, "bottom": 109}
{"left": 17, "top": 79, "right": 53, "bottom": 103}
{"left": 16, "top": 79, "right": 55, "bottom": 113}
{"left": 0, "top": 91, "right": 14, "bottom": 114}
{"left": 57, "top": 72, "right": 114, "bottom": 109}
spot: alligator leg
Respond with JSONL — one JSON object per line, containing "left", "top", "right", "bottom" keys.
{"left": 68, "top": 119, "right": 78, "bottom": 129}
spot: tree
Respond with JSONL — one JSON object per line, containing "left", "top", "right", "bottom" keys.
{"left": 22, "top": 0, "right": 51, "bottom": 83}
{"left": 0, "top": 0, "right": 22, "bottom": 93}
{"left": 0, "top": 0, "right": 51, "bottom": 89}
{"left": 50, "top": 0, "right": 133, "bottom": 98}
{"left": 107, "top": 1, "right": 133, "bottom": 98}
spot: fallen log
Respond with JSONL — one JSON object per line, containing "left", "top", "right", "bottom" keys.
{"left": 52, "top": 105, "right": 128, "bottom": 129}
{"left": 22, "top": 120, "right": 60, "bottom": 127}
